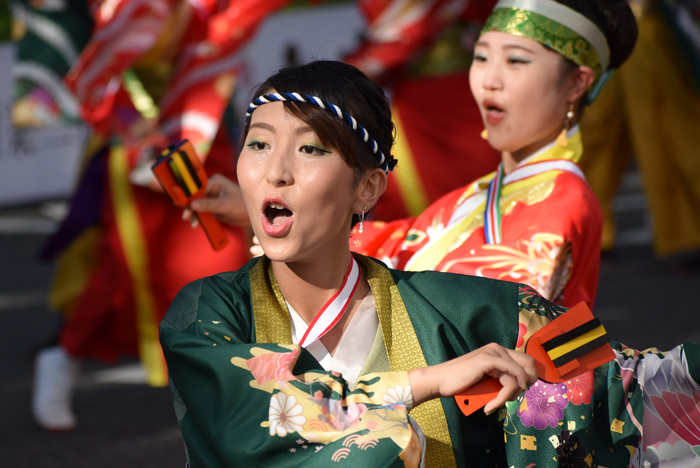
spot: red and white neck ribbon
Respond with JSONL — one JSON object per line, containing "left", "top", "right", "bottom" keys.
{"left": 483, "top": 158, "right": 586, "bottom": 245}
{"left": 297, "top": 257, "right": 361, "bottom": 348}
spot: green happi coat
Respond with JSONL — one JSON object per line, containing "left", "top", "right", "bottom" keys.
{"left": 160, "top": 255, "right": 700, "bottom": 467}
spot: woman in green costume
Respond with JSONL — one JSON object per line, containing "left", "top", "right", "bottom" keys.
{"left": 161, "top": 60, "right": 700, "bottom": 468}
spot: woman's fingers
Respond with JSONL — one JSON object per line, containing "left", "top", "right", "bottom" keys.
{"left": 481, "top": 351, "right": 529, "bottom": 392}
{"left": 190, "top": 196, "right": 227, "bottom": 215}
{"left": 505, "top": 348, "right": 538, "bottom": 387}
{"left": 187, "top": 175, "right": 251, "bottom": 226}
{"left": 182, "top": 208, "right": 199, "bottom": 228}
{"left": 250, "top": 236, "right": 264, "bottom": 257}
{"left": 205, "top": 174, "right": 227, "bottom": 194}
{"left": 480, "top": 346, "right": 538, "bottom": 414}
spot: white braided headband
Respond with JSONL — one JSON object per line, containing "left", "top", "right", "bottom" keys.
{"left": 245, "top": 92, "right": 393, "bottom": 174}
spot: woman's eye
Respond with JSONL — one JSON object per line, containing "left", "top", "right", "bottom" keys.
{"left": 508, "top": 57, "right": 531, "bottom": 64}
{"left": 300, "top": 145, "right": 330, "bottom": 156}
{"left": 247, "top": 141, "right": 268, "bottom": 151}
{"left": 473, "top": 54, "right": 487, "bottom": 62}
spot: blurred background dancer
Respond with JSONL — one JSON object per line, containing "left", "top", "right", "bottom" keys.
{"left": 29, "top": 0, "right": 264, "bottom": 430}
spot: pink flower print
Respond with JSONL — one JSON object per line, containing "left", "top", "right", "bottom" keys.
{"left": 346, "top": 403, "right": 368, "bottom": 426}
{"left": 517, "top": 380, "right": 569, "bottom": 429}
{"left": 274, "top": 349, "right": 299, "bottom": 382}
{"left": 247, "top": 348, "right": 299, "bottom": 385}
{"left": 313, "top": 390, "right": 324, "bottom": 402}
{"left": 565, "top": 371, "right": 594, "bottom": 406}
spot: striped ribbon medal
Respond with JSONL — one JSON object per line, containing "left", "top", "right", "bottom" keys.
{"left": 297, "top": 257, "right": 361, "bottom": 348}
{"left": 484, "top": 164, "right": 505, "bottom": 244}
{"left": 482, "top": 159, "right": 586, "bottom": 245}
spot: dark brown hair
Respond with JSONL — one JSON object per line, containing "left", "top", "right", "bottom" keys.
{"left": 240, "top": 60, "right": 396, "bottom": 182}
{"left": 556, "top": 0, "right": 638, "bottom": 110}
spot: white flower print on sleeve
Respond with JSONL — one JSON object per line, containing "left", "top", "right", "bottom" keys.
{"left": 269, "top": 393, "right": 306, "bottom": 437}
{"left": 383, "top": 385, "right": 414, "bottom": 409}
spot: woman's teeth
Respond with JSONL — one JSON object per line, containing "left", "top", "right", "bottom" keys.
{"left": 265, "top": 204, "right": 293, "bottom": 225}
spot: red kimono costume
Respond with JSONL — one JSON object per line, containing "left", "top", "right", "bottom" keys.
{"left": 51, "top": 0, "right": 290, "bottom": 386}
{"left": 354, "top": 128, "right": 602, "bottom": 309}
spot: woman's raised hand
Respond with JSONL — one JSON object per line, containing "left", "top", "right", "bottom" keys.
{"left": 182, "top": 174, "right": 251, "bottom": 227}
{"left": 408, "top": 343, "right": 537, "bottom": 414}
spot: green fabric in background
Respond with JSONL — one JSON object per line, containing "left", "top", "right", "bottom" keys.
{"left": 0, "top": 0, "right": 11, "bottom": 41}
{"left": 11, "top": 0, "right": 93, "bottom": 122}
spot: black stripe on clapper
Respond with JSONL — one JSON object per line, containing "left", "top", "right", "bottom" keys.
{"left": 542, "top": 318, "right": 602, "bottom": 352}
{"left": 551, "top": 334, "right": 610, "bottom": 368}
{"left": 179, "top": 151, "right": 202, "bottom": 189}
{"left": 167, "top": 158, "right": 191, "bottom": 197}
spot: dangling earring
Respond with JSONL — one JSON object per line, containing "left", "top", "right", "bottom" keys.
{"left": 556, "top": 103, "right": 575, "bottom": 147}
{"left": 359, "top": 206, "right": 367, "bottom": 234}
{"left": 481, "top": 129, "right": 489, "bottom": 140}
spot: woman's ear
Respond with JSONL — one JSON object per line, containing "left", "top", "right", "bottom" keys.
{"left": 354, "top": 168, "right": 387, "bottom": 213}
{"left": 567, "top": 66, "right": 596, "bottom": 103}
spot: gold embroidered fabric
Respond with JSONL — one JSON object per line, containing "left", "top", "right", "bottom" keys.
{"left": 360, "top": 256, "right": 458, "bottom": 468}
{"left": 483, "top": 8, "right": 603, "bottom": 80}
{"left": 249, "top": 257, "right": 292, "bottom": 344}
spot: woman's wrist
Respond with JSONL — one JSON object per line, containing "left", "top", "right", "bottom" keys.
{"left": 407, "top": 366, "right": 438, "bottom": 407}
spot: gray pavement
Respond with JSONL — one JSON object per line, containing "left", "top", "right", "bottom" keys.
{"left": 1, "top": 190, "right": 699, "bottom": 467}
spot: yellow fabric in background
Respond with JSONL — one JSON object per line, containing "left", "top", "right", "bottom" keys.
{"left": 48, "top": 227, "right": 101, "bottom": 317}
{"left": 580, "top": 9, "right": 700, "bottom": 257}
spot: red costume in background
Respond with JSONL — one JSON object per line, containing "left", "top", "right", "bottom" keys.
{"left": 50, "top": 0, "right": 290, "bottom": 386}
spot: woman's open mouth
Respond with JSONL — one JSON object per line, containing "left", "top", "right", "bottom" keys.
{"left": 260, "top": 198, "right": 294, "bottom": 237}
{"left": 483, "top": 100, "right": 506, "bottom": 125}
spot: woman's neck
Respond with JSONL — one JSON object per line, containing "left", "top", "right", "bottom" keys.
{"left": 271, "top": 249, "right": 355, "bottom": 324}
{"left": 500, "top": 124, "right": 568, "bottom": 175}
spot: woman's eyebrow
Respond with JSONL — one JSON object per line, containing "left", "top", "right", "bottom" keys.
{"left": 502, "top": 44, "right": 535, "bottom": 53}
{"left": 295, "top": 126, "right": 315, "bottom": 136}
{"left": 475, "top": 40, "right": 490, "bottom": 48}
{"left": 250, "top": 122, "right": 275, "bottom": 132}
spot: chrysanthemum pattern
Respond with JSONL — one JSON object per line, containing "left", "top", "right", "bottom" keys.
{"left": 230, "top": 345, "right": 421, "bottom": 462}
{"left": 565, "top": 371, "right": 594, "bottom": 406}
{"left": 383, "top": 385, "right": 414, "bottom": 409}
{"left": 440, "top": 233, "right": 573, "bottom": 303}
{"left": 269, "top": 392, "right": 306, "bottom": 437}
{"left": 517, "top": 381, "right": 569, "bottom": 430}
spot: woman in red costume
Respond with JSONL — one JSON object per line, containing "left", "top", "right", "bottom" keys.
{"left": 354, "top": 0, "right": 639, "bottom": 311}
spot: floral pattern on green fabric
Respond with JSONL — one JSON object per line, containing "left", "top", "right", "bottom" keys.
{"left": 517, "top": 381, "right": 569, "bottom": 429}
{"left": 227, "top": 344, "right": 422, "bottom": 466}
{"left": 555, "top": 430, "right": 589, "bottom": 467}
{"left": 565, "top": 371, "right": 594, "bottom": 405}
{"left": 516, "top": 284, "right": 566, "bottom": 353}
{"left": 482, "top": 8, "right": 603, "bottom": 80}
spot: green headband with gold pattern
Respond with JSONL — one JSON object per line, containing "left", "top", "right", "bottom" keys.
{"left": 482, "top": 0, "right": 611, "bottom": 84}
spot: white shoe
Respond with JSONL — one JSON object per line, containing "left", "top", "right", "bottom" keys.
{"left": 32, "top": 346, "right": 80, "bottom": 431}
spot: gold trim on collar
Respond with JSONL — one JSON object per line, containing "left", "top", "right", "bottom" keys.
{"left": 249, "top": 257, "right": 292, "bottom": 344}
{"left": 359, "top": 255, "right": 457, "bottom": 468}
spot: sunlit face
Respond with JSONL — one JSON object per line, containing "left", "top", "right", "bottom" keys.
{"left": 470, "top": 32, "right": 571, "bottom": 156}
{"left": 237, "top": 102, "right": 360, "bottom": 264}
